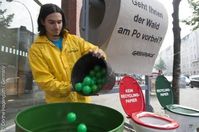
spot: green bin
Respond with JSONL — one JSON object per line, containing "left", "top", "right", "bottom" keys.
{"left": 15, "top": 103, "right": 124, "bottom": 132}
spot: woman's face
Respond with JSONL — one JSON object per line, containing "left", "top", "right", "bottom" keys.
{"left": 42, "top": 12, "right": 63, "bottom": 40}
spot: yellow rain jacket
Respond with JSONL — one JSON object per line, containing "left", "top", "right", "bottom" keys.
{"left": 28, "top": 31, "right": 99, "bottom": 103}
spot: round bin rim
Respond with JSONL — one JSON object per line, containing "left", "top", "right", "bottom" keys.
{"left": 15, "top": 102, "right": 124, "bottom": 132}
{"left": 165, "top": 104, "right": 199, "bottom": 117}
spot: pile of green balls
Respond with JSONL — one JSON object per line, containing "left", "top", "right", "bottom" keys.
{"left": 74, "top": 65, "right": 107, "bottom": 95}
{"left": 66, "top": 112, "right": 87, "bottom": 132}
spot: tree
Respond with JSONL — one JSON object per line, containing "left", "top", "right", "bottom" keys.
{"left": 0, "top": 1, "right": 14, "bottom": 27}
{"left": 154, "top": 57, "right": 167, "bottom": 72}
{"left": 172, "top": 0, "right": 181, "bottom": 104}
{"left": 182, "top": 0, "right": 199, "bottom": 30}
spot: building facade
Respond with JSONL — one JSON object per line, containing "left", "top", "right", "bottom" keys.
{"left": 159, "top": 28, "right": 199, "bottom": 76}
{"left": 0, "top": 26, "right": 33, "bottom": 95}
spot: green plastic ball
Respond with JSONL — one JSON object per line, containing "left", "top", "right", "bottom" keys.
{"left": 91, "top": 77, "right": 97, "bottom": 84}
{"left": 82, "top": 85, "right": 91, "bottom": 95}
{"left": 96, "top": 79, "right": 103, "bottom": 85}
{"left": 83, "top": 76, "right": 92, "bottom": 86}
{"left": 101, "top": 68, "right": 106, "bottom": 76}
{"left": 95, "top": 71, "right": 102, "bottom": 78}
{"left": 75, "top": 83, "right": 82, "bottom": 92}
{"left": 91, "top": 85, "right": 98, "bottom": 93}
{"left": 94, "top": 65, "right": 101, "bottom": 72}
{"left": 90, "top": 79, "right": 95, "bottom": 86}
{"left": 77, "top": 123, "right": 87, "bottom": 132}
{"left": 66, "top": 112, "right": 76, "bottom": 123}
{"left": 89, "top": 70, "right": 95, "bottom": 77}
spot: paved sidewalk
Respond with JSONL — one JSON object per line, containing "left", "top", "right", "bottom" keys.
{"left": 94, "top": 87, "right": 199, "bottom": 116}
{"left": 1, "top": 87, "right": 45, "bottom": 131}
{"left": 92, "top": 87, "right": 199, "bottom": 132}
{"left": 2, "top": 87, "right": 199, "bottom": 132}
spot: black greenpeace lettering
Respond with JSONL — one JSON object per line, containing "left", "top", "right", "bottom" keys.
{"left": 132, "top": 51, "right": 155, "bottom": 58}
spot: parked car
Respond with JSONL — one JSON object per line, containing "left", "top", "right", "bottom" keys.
{"left": 115, "top": 74, "right": 145, "bottom": 86}
{"left": 164, "top": 75, "right": 188, "bottom": 88}
{"left": 181, "top": 75, "right": 190, "bottom": 86}
{"left": 189, "top": 75, "right": 199, "bottom": 88}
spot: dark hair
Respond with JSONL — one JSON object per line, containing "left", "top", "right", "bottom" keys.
{"left": 37, "top": 3, "right": 66, "bottom": 36}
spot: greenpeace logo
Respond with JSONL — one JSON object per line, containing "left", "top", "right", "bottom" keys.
{"left": 68, "top": 49, "right": 78, "bottom": 53}
{"left": 132, "top": 50, "right": 155, "bottom": 57}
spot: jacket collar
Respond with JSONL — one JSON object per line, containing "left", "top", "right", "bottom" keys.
{"left": 34, "top": 29, "right": 69, "bottom": 44}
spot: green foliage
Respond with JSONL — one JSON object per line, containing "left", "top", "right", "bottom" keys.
{"left": 0, "top": 1, "right": 14, "bottom": 27}
{"left": 182, "top": 0, "right": 199, "bottom": 30}
{"left": 154, "top": 57, "right": 167, "bottom": 71}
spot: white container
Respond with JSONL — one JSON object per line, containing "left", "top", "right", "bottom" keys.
{"left": 119, "top": 76, "right": 179, "bottom": 132}
{"left": 130, "top": 111, "right": 179, "bottom": 132}
{"left": 156, "top": 75, "right": 199, "bottom": 132}
{"left": 165, "top": 104, "right": 199, "bottom": 132}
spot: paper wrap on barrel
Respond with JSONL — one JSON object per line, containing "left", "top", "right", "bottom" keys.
{"left": 87, "top": 0, "right": 168, "bottom": 75}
